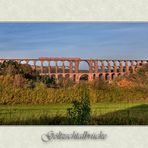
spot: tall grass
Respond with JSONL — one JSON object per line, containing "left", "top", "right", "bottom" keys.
{"left": 0, "top": 80, "right": 148, "bottom": 105}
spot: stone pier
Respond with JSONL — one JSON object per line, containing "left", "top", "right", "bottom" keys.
{"left": 0, "top": 57, "right": 147, "bottom": 83}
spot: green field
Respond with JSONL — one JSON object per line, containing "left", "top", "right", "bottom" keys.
{"left": 0, "top": 102, "right": 148, "bottom": 125}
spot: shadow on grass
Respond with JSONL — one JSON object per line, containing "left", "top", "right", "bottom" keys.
{"left": 0, "top": 104, "right": 148, "bottom": 125}
{"left": 0, "top": 115, "right": 66, "bottom": 125}
{"left": 91, "top": 104, "right": 148, "bottom": 125}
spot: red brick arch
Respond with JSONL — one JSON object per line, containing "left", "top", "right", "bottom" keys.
{"left": 0, "top": 57, "right": 147, "bottom": 83}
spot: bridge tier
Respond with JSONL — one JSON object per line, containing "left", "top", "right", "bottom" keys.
{"left": 0, "top": 58, "right": 148, "bottom": 82}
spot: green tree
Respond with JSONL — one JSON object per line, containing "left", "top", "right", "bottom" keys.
{"left": 41, "top": 75, "right": 56, "bottom": 87}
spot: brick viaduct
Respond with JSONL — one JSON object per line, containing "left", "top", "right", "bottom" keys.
{"left": 0, "top": 57, "right": 148, "bottom": 83}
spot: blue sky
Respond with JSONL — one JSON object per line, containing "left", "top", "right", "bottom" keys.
{"left": 0, "top": 23, "right": 148, "bottom": 59}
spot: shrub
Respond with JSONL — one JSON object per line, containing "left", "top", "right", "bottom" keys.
{"left": 0, "top": 60, "right": 39, "bottom": 80}
{"left": 66, "top": 86, "right": 91, "bottom": 125}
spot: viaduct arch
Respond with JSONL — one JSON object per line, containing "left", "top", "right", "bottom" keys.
{"left": 0, "top": 57, "right": 148, "bottom": 83}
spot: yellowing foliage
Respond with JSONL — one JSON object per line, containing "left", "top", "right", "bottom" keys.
{"left": 117, "top": 79, "right": 135, "bottom": 88}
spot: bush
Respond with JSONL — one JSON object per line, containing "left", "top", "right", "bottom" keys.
{"left": 0, "top": 60, "right": 39, "bottom": 80}
{"left": 66, "top": 86, "right": 91, "bottom": 125}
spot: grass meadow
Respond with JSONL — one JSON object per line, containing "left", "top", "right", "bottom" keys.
{"left": 0, "top": 102, "right": 147, "bottom": 125}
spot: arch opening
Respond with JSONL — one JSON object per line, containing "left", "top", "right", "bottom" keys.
{"left": 64, "top": 61, "right": 70, "bottom": 73}
{"left": 116, "top": 61, "right": 120, "bottom": 72}
{"left": 50, "top": 61, "right": 56, "bottom": 73}
{"left": 28, "top": 60, "right": 35, "bottom": 70}
{"left": 105, "top": 73, "right": 110, "bottom": 80}
{"left": 43, "top": 61, "right": 49, "bottom": 73}
{"left": 50, "top": 74, "right": 56, "bottom": 80}
{"left": 57, "top": 61, "right": 63, "bottom": 73}
{"left": 110, "top": 61, "right": 114, "bottom": 72}
{"left": 98, "top": 61, "right": 102, "bottom": 72}
{"left": 122, "top": 61, "right": 126, "bottom": 72}
{"left": 104, "top": 61, "right": 108, "bottom": 72}
{"left": 79, "top": 60, "right": 89, "bottom": 73}
{"left": 65, "top": 74, "right": 70, "bottom": 79}
{"left": 73, "top": 74, "right": 76, "bottom": 81}
{"left": 72, "top": 62, "right": 75, "bottom": 73}
{"left": 20, "top": 60, "right": 27, "bottom": 65}
{"left": 99, "top": 73, "right": 104, "bottom": 80}
{"left": 58, "top": 74, "right": 63, "bottom": 80}
{"left": 112, "top": 73, "right": 116, "bottom": 80}
{"left": 79, "top": 74, "right": 89, "bottom": 81}
{"left": 35, "top": 61, "right": 42, "bottom": 73}
{"left": 93, "top": 74, "right": 96, "bottom": 79}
